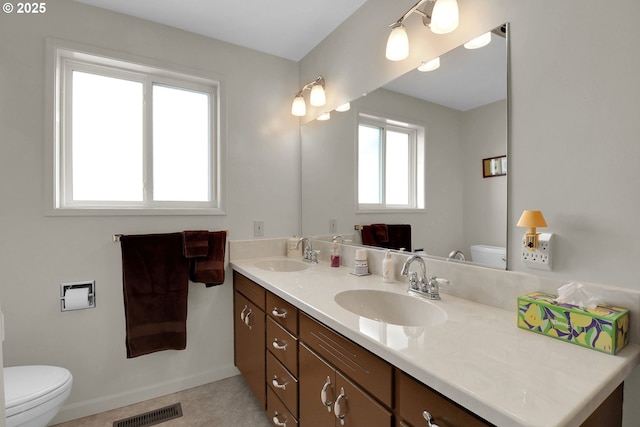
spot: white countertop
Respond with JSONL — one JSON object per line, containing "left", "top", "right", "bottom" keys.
{"left": 230, "top": 256, "right": 640, "bottom": 427}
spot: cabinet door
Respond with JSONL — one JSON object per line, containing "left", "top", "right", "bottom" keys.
{"left": 299, "top": 344, "right": 338, "bottom": 427}
{"left": 234, "top": 291, "right": 266, "bottom": 409}
{"left": 334, "top": 371, "right": 392, "bottom": 427}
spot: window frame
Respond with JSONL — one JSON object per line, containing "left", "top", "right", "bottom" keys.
{"left": 356, "top": 113, "right": 426, "bottom": 212}
{"left": 45, "top": 39, "right": 225, "bottom": 216}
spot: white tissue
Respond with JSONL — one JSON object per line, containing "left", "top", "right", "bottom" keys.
{"left": 555, "top": 282, "right": 600, "bottom": 309}
{"left": 65, "top": 287, "right": 90, "bottom": 310}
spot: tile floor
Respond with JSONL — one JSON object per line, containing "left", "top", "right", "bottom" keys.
{"left": 51, "top": 375, "right": 272, "bottom": 427}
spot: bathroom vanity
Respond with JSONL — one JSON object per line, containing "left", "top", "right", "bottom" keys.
{"left": 231, "top": 254, "right": 640, "bottom": 427}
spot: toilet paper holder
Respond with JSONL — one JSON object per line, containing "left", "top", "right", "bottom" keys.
{"left": 60, "top": 281, "right": 96, "bottom": 311}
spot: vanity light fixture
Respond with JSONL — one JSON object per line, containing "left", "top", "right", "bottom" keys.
{"left": 385, "top": 0, "right": 459, "bottom": 61}
{"left": 317, "top": 112, "right": 331, "bottom": 121}
{"left": 291, "top": 76, "right": 326, "bottom": 117}
{"left": 464, "top": 31, "right": 491, "bottom": 49}
{"left": 335, "top": 102, "right": 351, "bottom": 112}
{"left": 517, "top": 210, "right": 548, "bottom": 250}
{"left": 417, "top": 57, "right": 440, "bottom": 72}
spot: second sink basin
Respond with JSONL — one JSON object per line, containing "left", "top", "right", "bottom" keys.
{"left": 254, "top": 259, "right": 309, "bottom": 272}
{"left": 334, "top": 289, "right": 447, "bottom": 326}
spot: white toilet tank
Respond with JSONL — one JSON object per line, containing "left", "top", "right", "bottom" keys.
{"left": 470, "top": 245, "right": 506, "bottom": 269}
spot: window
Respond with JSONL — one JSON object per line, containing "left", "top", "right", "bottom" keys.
{"left": 357, "top": 114, "right": 425, "bottom": 211}
{"left": 49, "top": 43, "right": 222, "bottom": 214}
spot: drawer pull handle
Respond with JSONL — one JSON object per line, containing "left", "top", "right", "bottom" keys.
{"left": 272, "top": 376, "right": 288, "bottom": 390}
{"left": 334, "top": 387, "right": 348, "bottom": 425}
{"left": 244, "top": 309, "right": 252, "bottom": 330}
{"left": 422, "top": 411, "right": 440, "bottom": 427}
{"left": 320, "top": 376, "right": 333, "bottom": 412}
{"left": 272, "top": 411, "right": 287, "bottom": 427}
{"left": 272, "top": 307, "right": 288, "bottom": 318}
{"left": 272, "top": 338, "right": 288, "bottom": 351}
{"left": 240, "top": 305, "right": 248, "bottom": 322}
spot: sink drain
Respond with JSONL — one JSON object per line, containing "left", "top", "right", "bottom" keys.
{"left": 113, "top": 403, "right": 183, "bottom": 427}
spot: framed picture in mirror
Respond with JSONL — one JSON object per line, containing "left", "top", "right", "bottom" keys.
{"left": 482, "top": 155, "right": 507, "bottom": 178}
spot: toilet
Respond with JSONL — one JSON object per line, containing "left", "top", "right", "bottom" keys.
{"left": 4, "top": 366, "right": 73, "bottom": 427}
{"left": 470, "top": 245, "right": 506, "bottom": 269}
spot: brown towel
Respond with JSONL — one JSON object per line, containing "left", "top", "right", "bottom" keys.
{"left": 361, "top": 224, "right": 411, "bottom": 251}
{"left": 361, "top": 224, "right": 389, "bottom": 247}
{"left": 189, "top": 230, "right": 227, "bottom": 287}
{"left": 182, "top": 230, "right": 210, "bottom": 258}
{"left": 120, "top": 233, "right": 189, "bottom": 358}
{"left": 387, "top": 224, "right": 412, "bottom": 252}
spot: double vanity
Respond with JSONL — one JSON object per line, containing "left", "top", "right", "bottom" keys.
{"left": 230, "top": 239, "right": 640, "bottom": 427}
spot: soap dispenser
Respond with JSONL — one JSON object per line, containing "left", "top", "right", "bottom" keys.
{"left": 382, "top": 250, "right": 395, "bottom": 283}
{"left": 330, "top": 242, "right": 341, "bottom": 267}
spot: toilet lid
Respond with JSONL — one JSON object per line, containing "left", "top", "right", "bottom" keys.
{"left": 4, "top": 366, "right": 73, "bottom": 416}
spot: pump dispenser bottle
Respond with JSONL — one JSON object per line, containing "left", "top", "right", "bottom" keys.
{"left": 382, "top": 250, "right": 395, "bottom": 282}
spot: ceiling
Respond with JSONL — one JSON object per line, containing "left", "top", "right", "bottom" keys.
{"left": 73, "top": 0, "right": 506, "bottom": 111}
{"left": 74, "top": 0, "right": 368, "bottom": 61}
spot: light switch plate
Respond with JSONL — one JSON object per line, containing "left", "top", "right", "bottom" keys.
{"left": 522, "top": 232, "right": 553, "bottom": 270}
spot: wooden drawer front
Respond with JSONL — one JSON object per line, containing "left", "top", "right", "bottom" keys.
{"left": 267, "top": 352, "right": 298, "bottom": 417}
{"left": 267, "top": 317, "right": 298, "bottom": 376}
{"left": 234, "top": 292, "right": 266, "bottom": 409}
{"left": 299, "top": 344, "right": 338, "bottom": 427}
{"left": 396, "top": 371, "right": 492, "bottom": 427}
{"left": 267, "top": 292, "right": 298, "bottom": 335}
{"left": 267, "top": 387, "right": 299, "bottom": 427}
{"left": 299, "top": 313, "right": 392, "bottom": 407}
{"left": 234, "top": 271, "right": 266, "bottom": 310}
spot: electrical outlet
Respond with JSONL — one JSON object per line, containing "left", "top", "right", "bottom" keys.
{"left": 329, "top": 219, "right": 338, "bottom": 234}
{"left": 522, "top": 232, "right": 553, "bottom": 270}
{"left": 253, "top": 220, "right": 264, "bottom": 237}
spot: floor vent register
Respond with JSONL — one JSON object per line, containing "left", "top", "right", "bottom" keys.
{"left": 113, "top": 403, "right": 183, "bottom": 427}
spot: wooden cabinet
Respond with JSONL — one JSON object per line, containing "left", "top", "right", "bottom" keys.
{"left": 233, "top": 271, "right": 266, "bottom": 409}
{"left": 299, "top": 343, "right": 392, "bottom": 427}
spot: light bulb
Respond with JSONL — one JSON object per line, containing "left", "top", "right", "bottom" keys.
{"left": 317, "top": 112, "right": 331, "bottom": 121}
{"left": 309, "top": 83, "right": 326, "bottom": 107}
{"left": 417, "top": 57, "right": 440, "bottom": 72}
{"left": 335, "top": 102, "right": 351, "bottom": 112}
{"left": 291, "top": 94, "right": 306, "bottom": 117}
{"left": 385, "top": 23, "right": 409, "bottom": 61}
{"left": 464, "top": 32, "right": 491, "bottom": 49}
{"left": 430, "top": 0, "right": 459, "bottom": 34}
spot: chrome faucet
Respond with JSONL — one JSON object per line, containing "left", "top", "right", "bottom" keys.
{"left": 447, "top": 250, "right": 466, "bottom": 262}
{"left": 295, "top": 237, "right": 318, "bottom": 264}
{"left": 401, "top": 255, "right": 448, "bottom": 300}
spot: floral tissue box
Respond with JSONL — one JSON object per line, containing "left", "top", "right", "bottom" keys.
{"left": 517, "top": 292, "right": 629, "bottom": 355}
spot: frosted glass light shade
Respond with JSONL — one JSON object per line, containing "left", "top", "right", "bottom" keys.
{"left": 317, "top": 112, "right": 331, "bottom": 121}
{"left": 417, "top": 57, "right": 440, "bottom": 72}
{"left": 430, "top": 0, "right": 459, "bottom": 34}
{"left": 335, "top": 102, "right": 351, "bottom": 112}
{"left": 385, "top": 24, "right": 409, "bottom": 61}
{"left": 464, "top": 32, "right": 491, "bottom": 49}
{"left": 309, "top": 83, "right": 326, "bottom": 107}
{"left": 291, "top": 94, "right": 306, "bottom": 116}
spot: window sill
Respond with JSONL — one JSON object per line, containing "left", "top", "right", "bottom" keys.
{"left": 45, "top": 206, "right": 226, "bottom": 217}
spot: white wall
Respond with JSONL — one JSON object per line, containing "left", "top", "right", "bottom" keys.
{"left": 299, "top": 0, "right": 640, "bottom": 425}
{"left": 0, "top": 0, "right": 300, "bottom": 422}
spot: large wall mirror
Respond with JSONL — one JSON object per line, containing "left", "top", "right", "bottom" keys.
{"left": 301, "top": 24, "right": 509, "bottom": 269}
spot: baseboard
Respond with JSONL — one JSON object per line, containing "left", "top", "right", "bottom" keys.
{"left": 52, "top": 365, "right": 240, "bottom": 424}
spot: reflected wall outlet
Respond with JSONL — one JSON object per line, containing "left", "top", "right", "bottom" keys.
{"left": 329, "top": 219, "right": 338, "bottom": 233}
{"left": 522, "top": 232, "right": 553, "bottom": 270}
{"left": 253, "top": 220, "right": 264, "bottom": 237}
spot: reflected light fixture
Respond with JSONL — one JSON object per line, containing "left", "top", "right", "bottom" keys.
{"left": 335, "top": 102, "right": 351, "bottom": 112}
{"left": 291, "top": 76, "right": 326, "bottom": 117}
{"left": 317, "top": 112, "right": 331, "bottom": 121}
{"left": 417, "top": 57, "right": 440, "bottom": 72}
{"left": 385, "top": 0, "right": 459, "bottom": 61}
{"left": 464, "top": 31, "right": 491, "bottom": 49}
{"left": 517, "top": 210, "right": 548, "bottom": 250}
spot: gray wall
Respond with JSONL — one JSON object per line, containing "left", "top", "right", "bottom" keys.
{"left": 0, "top": 0, "right": 300, "bottom": 422}
{"left": 299, "top": 0, "right": 640, "bottom": 425}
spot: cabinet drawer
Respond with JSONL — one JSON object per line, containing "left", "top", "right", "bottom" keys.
{"left": 396, "top": 370, "right": 492, "bottom": 427}
{"left": 234, "top": 271, "right": 266, "bottom": 310}
{"left": 267, "top": 352, "right": 298, "bottom": 417}
{"left": 299, "top": 313, "right": 392, "bottom": 407}
{"left": 267, "top": 292, "right": 298, "bottom": 335}
{"left": 267, "top": 317, "right": 298, "bottom": 376}
{"left": 267, "top": 387, "right": 299, "bottom": 427}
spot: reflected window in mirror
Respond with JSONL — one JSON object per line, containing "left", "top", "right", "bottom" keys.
{"left": 357, "top": 114, "right": 425, "bottom": 211}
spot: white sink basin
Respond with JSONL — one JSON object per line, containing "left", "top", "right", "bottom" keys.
{"left": 254, "top": 259, "right": 309, "bottom": 272}
{"left": 334, "top": 290, "right": 447, "bottom": 326}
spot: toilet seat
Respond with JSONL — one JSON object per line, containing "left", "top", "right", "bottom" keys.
{"left": 5, "top": 366, "right": 73, "bottom": 418}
